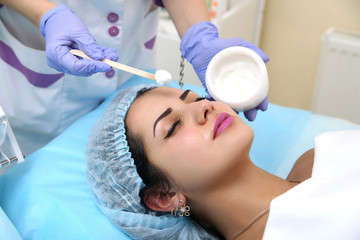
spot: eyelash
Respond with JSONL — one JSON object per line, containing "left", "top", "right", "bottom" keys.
{"left": 164, "top": 96, "right": 206, "bottom": 139}
{"left": 164, "top": 119, "right": 180, "bottom": 139}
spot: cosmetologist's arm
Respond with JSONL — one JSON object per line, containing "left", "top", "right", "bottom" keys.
{"left": 161, "top": 0, "right": 210, "bottom": 38}
{"left": 0, "top": 0, "right": 57, "bottom": 27}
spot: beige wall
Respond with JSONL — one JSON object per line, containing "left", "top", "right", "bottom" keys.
{"left": 260, "top": 0, "right": 360, "bottom": 110}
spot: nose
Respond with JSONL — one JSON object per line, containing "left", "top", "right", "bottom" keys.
{"left": 188, "top": 99, "right": 213, "bottom": 125}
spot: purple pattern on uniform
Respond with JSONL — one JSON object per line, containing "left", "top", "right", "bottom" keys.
{"left": 105, "top": 69, "right": 115, "bottom": 78}
{"left": 107, "top": 12, "right": 119, "bottom": 23}
{"left": 144, "top": 36, "right": 156, "bottom": 50}
{"left": 0, "top": 40, "right": 64, "bottom": 88}
{"left": 152, "top": 0, "right": 164, "bottom": 7}
{"left": 108, "top": 26, "right": 120, "bottom": 37}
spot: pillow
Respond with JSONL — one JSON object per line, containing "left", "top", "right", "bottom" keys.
{"left": 1, "top": 75, "right": 359, "bottom": 239}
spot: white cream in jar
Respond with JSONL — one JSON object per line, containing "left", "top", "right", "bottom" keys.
{"left": 206, "top": 47, "right": 269, "bottom": 112}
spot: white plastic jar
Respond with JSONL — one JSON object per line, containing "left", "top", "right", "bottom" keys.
{"left": 205, "top": 46, "right": 269, "bottom": 112}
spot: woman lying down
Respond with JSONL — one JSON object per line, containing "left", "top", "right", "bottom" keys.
{"left": 86, "top": 84, "right": 360, "bottom": 240}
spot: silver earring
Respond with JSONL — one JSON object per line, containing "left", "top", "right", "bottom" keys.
{"left": 171, "top": 200, "right": 190, "bottom": 217}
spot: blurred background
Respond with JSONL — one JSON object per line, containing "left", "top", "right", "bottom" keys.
{"left": 155, "top": 0, "right": 360, "bottom": 124}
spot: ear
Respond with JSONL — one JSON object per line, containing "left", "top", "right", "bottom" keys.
{"left": 144, "top": 190, "right": 186, "bottom": 212}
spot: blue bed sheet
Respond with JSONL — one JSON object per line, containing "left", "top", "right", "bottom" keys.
{"left": 0, "top": 76, "right": 359, "bottom": 240}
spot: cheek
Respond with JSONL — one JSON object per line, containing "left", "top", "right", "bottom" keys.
{"left": 165, "top": 131, "right": 232, "bottom": 191}
{"left": 175, "top": 128, "right": 206, "bottom": 152}
{"left": 159, "top": 130, "right": 209, "bottom": 183}
{"left": 168, "top": 129, "right": 208, "bottom": 169}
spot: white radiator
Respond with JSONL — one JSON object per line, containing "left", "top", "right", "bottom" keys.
{"left": 311, "top": 28, "right": 360, "bottom": 124}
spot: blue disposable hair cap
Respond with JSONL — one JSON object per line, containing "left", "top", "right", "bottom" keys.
{"left": 86, "top": 84, "right": 217, "bottom": 240}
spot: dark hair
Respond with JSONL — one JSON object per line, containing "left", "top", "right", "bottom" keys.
{"left": 125, "top": 87, "right": 224, "bottom": 240}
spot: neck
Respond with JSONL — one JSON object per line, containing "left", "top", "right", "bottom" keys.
{"left": 187, "top": 157, "right": 297, "bottom": 239}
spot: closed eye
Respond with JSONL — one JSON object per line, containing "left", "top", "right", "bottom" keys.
{"left": 195, "top": 96, "right": 206, "bottom": 102}
{"left": 164, "top": 119, "right": 180, "bottom": 139}
{"left": 163, "top": 95, "right": 205, "bottom": 140}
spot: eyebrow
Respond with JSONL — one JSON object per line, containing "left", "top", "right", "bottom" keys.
{"left": 153, "top": 89, "right": 191, "bottom": 137}
{"left": 179, "top": 89, "right": 190, "bottom": 100}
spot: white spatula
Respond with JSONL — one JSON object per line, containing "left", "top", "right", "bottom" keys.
{"left": 70, "top": 49, "right": 172, "bottom": 84}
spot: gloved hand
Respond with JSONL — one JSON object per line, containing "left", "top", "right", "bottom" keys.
{"left": 40, "top": 5, "right": 119, "bottom": 76}
{"left": 180, "top": 21, "right": 269, "bottom": 121}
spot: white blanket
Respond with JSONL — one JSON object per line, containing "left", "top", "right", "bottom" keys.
{"left": 263, "top": 130, "right": 360, "bottom": 240}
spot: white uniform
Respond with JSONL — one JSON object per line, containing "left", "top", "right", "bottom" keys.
{"left": 263, "top": 130, "right": 360, "bottom": 240}
{"left": 0, "top": 0, "right": 160, "bottom": 155}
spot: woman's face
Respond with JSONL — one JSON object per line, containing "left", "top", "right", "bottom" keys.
{"left": 126, "top": 87, "right": 254, "bottom": 195}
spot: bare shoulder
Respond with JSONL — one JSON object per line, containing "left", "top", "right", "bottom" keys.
{"left": 286, "top": 148, "right": 314, "bottom": 182}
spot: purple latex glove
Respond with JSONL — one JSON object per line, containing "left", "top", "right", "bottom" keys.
{"left": 40, "top": 5, "right": 119, "bottom": 76}
{"left": 180, "top": 21, "right": 269, "bottom": 121}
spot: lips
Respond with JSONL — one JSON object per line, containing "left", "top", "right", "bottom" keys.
{"left": 213, "top": 113, "right": 234, "bottom": 139}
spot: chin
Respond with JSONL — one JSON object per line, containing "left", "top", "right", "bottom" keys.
{"left": 239, "top": 124, "right": 254, "bottom": 144}
{"left": 222, "top": 124, "right": 254, "bottom": 156}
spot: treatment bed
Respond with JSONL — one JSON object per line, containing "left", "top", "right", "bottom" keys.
{"left": 1, "top": 76, "right": 359, "bottom": 239}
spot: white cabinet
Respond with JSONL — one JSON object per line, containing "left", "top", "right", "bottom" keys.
{"left": 155, "top": 0, "right": 266, "bottom": 87}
